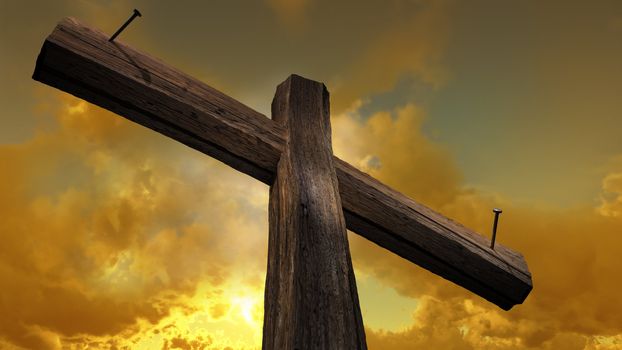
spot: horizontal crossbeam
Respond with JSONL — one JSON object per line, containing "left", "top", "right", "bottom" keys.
{"left": 33, "top": 17, "right": 532, "bottom": 310}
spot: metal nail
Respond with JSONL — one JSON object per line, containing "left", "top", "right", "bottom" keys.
{"left": 109, "top": 9, "right": 142, "bottom": 42}
{"left": 491, "top": 208, "right": 502, "bottom": 249}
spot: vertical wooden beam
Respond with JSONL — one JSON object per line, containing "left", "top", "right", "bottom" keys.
{"left": 263, "top": 75, "right": 367, "bottom": 349}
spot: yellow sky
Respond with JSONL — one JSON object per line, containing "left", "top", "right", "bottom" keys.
{"left": 1, "top": 1, "right": 622, "bottom": 349}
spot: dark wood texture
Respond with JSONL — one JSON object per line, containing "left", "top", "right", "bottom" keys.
{"left": 337, "top": 160, "right": 532, "bottom": 310}
{"left": 32, "top": 17, "right": 532, "bottom": 311}
{"left": 263, "top": 75, "right": 366, "bottom": 349}
{"left": 33, "top": 17, "right": 283, "bottom": 184}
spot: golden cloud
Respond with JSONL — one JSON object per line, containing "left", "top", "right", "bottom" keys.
{"left": 0, "top": 95, "right": 268, "bottom": 349}
{"left": 329, "top": 0, "right": 450, "bottom": 112}
{"left": 2, "top": 86, "right": 622, "bottom": 349}
{"left": 365, "top": 296, "right": 622, "bottom": 350}
{"left": 598, "top": 171, "right": 622, "bottom": 217}
{"left": 265, "top": 0, "right": 310, "bottom": 29}
{"left": 332, "top": 101, "right": 622, "bottom": 349}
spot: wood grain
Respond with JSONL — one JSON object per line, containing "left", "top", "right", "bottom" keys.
{"left": 336, "top": 159, "right": 531, "bottom": 310}
{"left": 263, "top": 75, "right": 367, "bottom": 349}
{"left": 32, "top": 17, "right": 532, "bottom": 311}
{"left": 33, "top": 17, "right": 283, "bottom": 184}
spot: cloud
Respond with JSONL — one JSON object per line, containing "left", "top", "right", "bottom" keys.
{"left": 329, "top": 0, "right": 451, "bottom": 112}
{"left": 333, "top": 102, "right": 461, "bottom": 208}
{"left": 0, "top": 95, "right": 269, "bottom": 349}
{"left": 597, "top": 171, "right": 622, "bottom": 217}
{"left": 3, "top": 85, "right": 622, "bottom": 350}
{"left": 365, "top": 296, "right": 621, "bottom": 350}
{"left": 3, "top": 62, "right": 622, "bottom": 350}
{"left": 332, "top": 100, "right": 622, "bottom": 349}
{"left": 4, "top": 1, "right": 621, "bottom": 349}
{"left": 265, "top": 0, "right": 310, "bottom": 28}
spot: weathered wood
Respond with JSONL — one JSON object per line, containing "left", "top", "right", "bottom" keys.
{"left": 337, "top": 160, "right": 531, "bottom": 310}
{"left": 33, "top": 17, "right": 283, "bottom": 184}
{"left": 32, "top": 17, "right": 532, "bottom": 310}
{"left": 264, "top": 75, "right": 366, "bottom": 349}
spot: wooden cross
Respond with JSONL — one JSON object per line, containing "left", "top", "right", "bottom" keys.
{"left": 32, "top": 18, "right": 532, "bottom": 349}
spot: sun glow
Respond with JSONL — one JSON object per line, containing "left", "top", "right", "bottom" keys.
{"left": 232, "top": 294, "right": 263, "bottom": 328}
{"left": 157, "top": 279, "right": 265, "bottom": 348}
{"left": 58, "top": 279, "right": 267, "bottom": 349}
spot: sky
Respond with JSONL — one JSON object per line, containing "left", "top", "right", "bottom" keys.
{"left": 1, "top": 0, "right": 622, "bottom": 349}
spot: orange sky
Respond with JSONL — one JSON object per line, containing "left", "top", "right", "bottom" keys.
{"left": 1, "top": 1, "right": 622, "bottom": 349}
